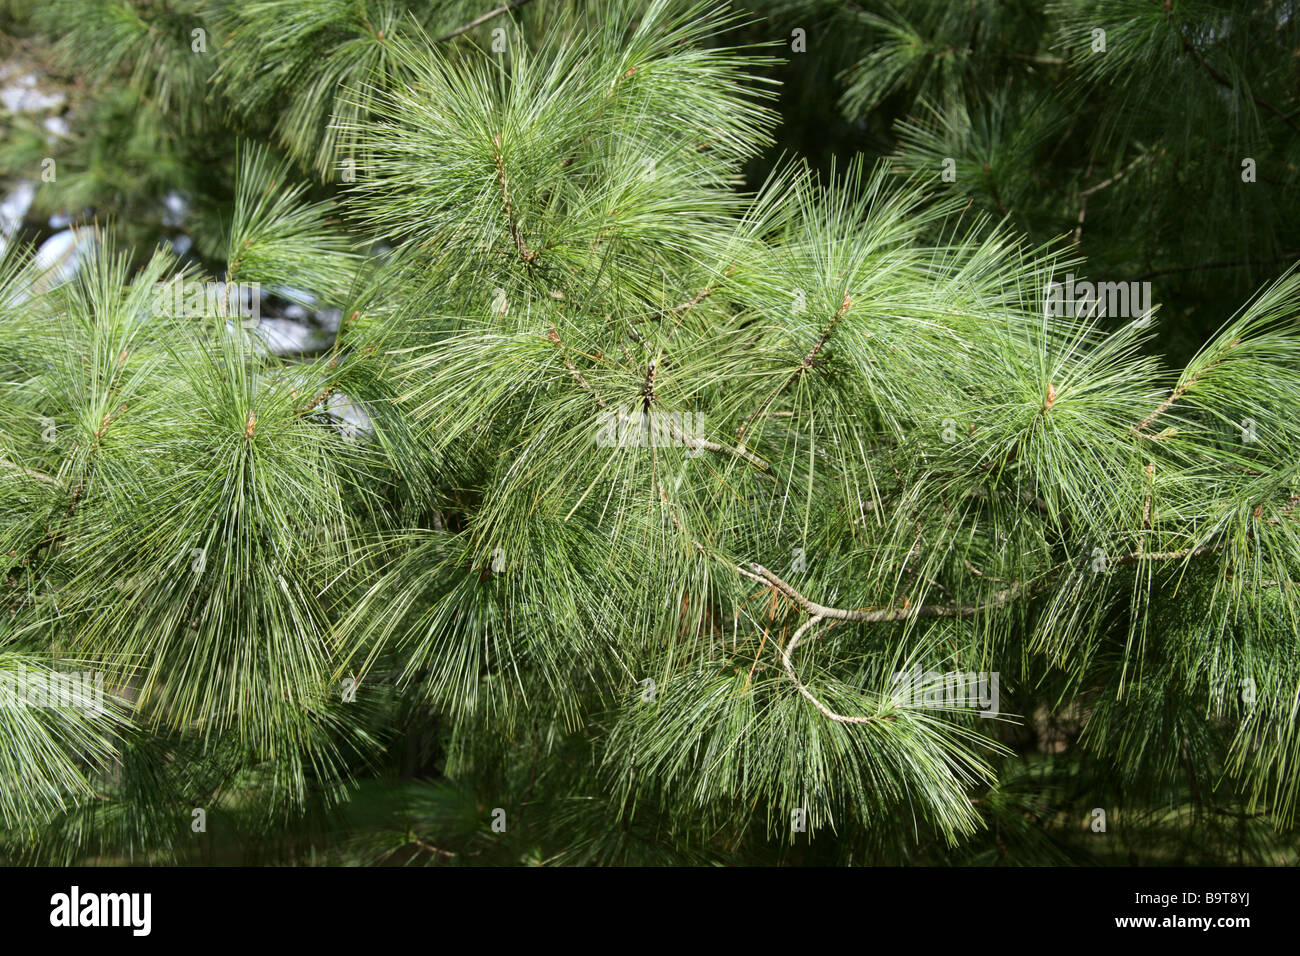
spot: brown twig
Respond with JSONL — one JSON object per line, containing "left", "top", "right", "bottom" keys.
{"left": 409, "top": 835, "right": 458, "bottom": 858}
{"left": 1075, "top": 149, "right": 1161, "bottom": 244}
{"left": 297, "top": 386, "right": 335, "bottom": 415}
{"left": 662, "top": 267, "right": 735, "bottom": 338}
{"left": 641, "top": 359, "right": 657, "bottom": 411}
{"left": 0, "top": 459, "right": 60, "bottom": 486}
{"left": 741, "top": 539, "right": 1226, "bottom": 628}
{"left": 741, "top": 562, "right": 1036, "bottom": 624}
{"left": 547, "top": 326, "right": 606, "bottom": 407}
{"left": 491, "top": 135, "right": 538, "bottom": 264}
{"left": 1133, "top": 338, "right": 1238, "bottom": 435}
{"left": 779, "top": 616, "right": 896, "bottom": 725}
{"left": 435, "top": 0, "right": 539, "bottom": 42}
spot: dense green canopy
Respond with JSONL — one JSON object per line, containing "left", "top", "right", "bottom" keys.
{"left": 0, "top": 0, "right": 1297, "bottom": 864}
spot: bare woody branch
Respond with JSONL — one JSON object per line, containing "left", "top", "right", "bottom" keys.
{"left": 435, "top": 0, "right": 539, "bottom": 43}
{"left": 0, "top": 458, "right": 61, "bottom": 486}
{"left": 780, "top": 615, "right": 891, "bottom": 725}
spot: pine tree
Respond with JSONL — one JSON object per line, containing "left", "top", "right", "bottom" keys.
{"left": 743, "top": 0, "right": 1300, "bottom": 364}
{"left": 0, "top": 0, "right": 1297, "bottom": 865}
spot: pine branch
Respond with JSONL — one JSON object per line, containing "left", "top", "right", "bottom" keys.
{"left": 492, "top": 135, "right": 538, "bottom": 265}
{"left": 662, "top": 268, "right": 735, "bottom": 338}
{"left": 297, "top": 387, "right": 336, "bottom": 415}
{"left": 1078, "top": 149, "right": 1158, "bottom": 200}
{"left": 780, "top": 615, "right": 892, "bottom": 725}
{"left": 738, "top": 292, "right": 851, "bottom": 441}
{"left": 672, "top": 428, "right": 771, "bottom": 473}
{"left": 1133, "top": 338, "right": 1239, "bottom": 435}
{"left": 547, "top": 328, "right": 770, "bottom": 472}
{"left": 0, "top": 459, "right": 61, "bottom": 486}
{"left": 546, "top": 326, "right": 606, "bottom": 407}
{"left": 741, "top": 563, "right": 1037, "bottom": 624}
{"left": 1172, "top": 21, "right": 1300, "bottom": 135}
{"left": 742, "top": 540, "right": 1228, "bottom": 628}
{"left": 409, "top": 835, "right": 458, "bottom": 858}
{"left": 435, "top": 0, "right": 540, "bottom": 43}
{"left": 1075, "top": 148, "right": 1161, "bottom": 244}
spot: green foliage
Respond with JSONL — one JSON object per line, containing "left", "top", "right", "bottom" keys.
{"left": 0, "top": 0, "right": 1297, "bottom": 866}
